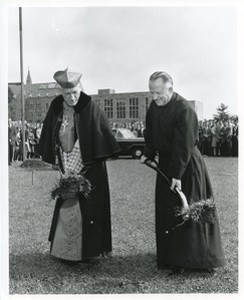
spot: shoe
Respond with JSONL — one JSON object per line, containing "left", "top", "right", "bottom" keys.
{"left": 58, "top": 259, "right": 80, "bottom": 265}
{"left": 81, "top": 258, "right": 92, "bottom": 263}
{"left": 185, "top": 268, "right": 215, "bottom": 274}
{"left": 167, "top": 266, "right": 185, "bottom": 275}
{"left": 157, "top": 263, "right": 171, "bottom": 271}
{"left": 101, "top": 251, "right": 112, "bottom": 258}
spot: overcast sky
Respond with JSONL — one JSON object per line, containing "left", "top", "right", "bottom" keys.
{"left": 8, "top": 6, "right": 238, "bottom": 119}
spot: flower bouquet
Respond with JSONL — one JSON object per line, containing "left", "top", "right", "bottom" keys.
{"left": 175, "top": 198, "right": 217, "bottom": 225}
{"left": 51, "top": 172, "right": 92, "bottom": 201}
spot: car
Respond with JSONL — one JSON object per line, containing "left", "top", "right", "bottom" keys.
{"left": 112, "top": 128, "right": 145, "bottom": 159}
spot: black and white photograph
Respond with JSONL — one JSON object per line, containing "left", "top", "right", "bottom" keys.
{"left": 1, "top": 0, "right": 243, "bottom": 299}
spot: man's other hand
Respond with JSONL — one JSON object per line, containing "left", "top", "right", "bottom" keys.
{"left": 170, "top": 178, "right": 182, "bottom": 191}
{"left": 140, "top": 155, "right": 147, "bottom": 164}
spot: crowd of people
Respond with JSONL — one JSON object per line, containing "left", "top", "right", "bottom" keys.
{"left": 110, "top": 120, "right": 145, "bottom": 137}
{"left": 198, "top": 119, "right": 238, "bottom": 157}
{"left": 8, "top": 116, "right": 238, "bottom": 165}
{"left": 110, "top": 118, "right": 239, "bottom": 157}
{"left": 8, "top": 119, "right": 43, "bottom": 165}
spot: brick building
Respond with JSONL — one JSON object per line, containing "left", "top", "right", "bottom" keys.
{"left": 8, "top": 71, "right": 203, "bottom": 123}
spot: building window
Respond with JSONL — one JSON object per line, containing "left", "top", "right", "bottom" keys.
{"left": 47, "top": 83, "right": 56, "bottom": 89}
{"left": 145, "top": 97, "right": 149, "bottom": 113}
{"left": 104, "top": 99, "right": 113, "bottom": 119}
{"left": 95, "top": 99, "right": 102, "bottom": 107}
{"left": 129, "top": 98, "right": 139, "bottom": 118}
{"left": 36, "top": 103, "right": 41, "bottom": 110}
{"left": 37, "top": 111, "right": 42, "bottom": 118}
{"left": 29, "top": 103, "right": 34, "bottom": 110}
{"left": 45, "top": 103, "right": 49, "bottom": 111}
{"left": 117, "top": 101, "right": 126, "bottom": 119}
{"left": 39, "top": 84, "right": 47, "bottom": 89}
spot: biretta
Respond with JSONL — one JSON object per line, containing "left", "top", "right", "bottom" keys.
{"left": 53, "top": 68, "right": 82, "bottom": 89}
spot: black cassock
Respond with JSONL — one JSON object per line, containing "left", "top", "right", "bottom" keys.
{"left": 144, "top": 92, "right": 226, "bottom": 269}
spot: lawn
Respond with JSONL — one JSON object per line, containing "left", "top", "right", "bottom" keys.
{"left": 8, "top": 157, "right": 238, "bottom": 294}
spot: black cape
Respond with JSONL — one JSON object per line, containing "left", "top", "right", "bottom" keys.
{"left": 38, "top": 91, "right": 120, "bottom": 165}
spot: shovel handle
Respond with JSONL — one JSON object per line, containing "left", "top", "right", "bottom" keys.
{"left": 143, "top": 159, "right": 172, "bottom": 186}
{"left": 142, "top": 158, "right": 189, "bottom": 211}
{"left": 175, "top": 187, "right": 189, "bottom": 211}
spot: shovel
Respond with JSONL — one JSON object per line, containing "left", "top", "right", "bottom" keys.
{"left": 142, "top": 158, "right": 216, "bottom": 226}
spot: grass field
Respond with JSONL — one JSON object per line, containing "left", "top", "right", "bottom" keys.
{"left": 9, "top": 157, "right": 238, "bottom": 294}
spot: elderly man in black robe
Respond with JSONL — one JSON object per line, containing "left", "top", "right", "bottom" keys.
{"left": 38, "top": 68, "right": 120, "bottom": 263}
{"left": 141, "top": 71, "right": 226, "bottom": 274}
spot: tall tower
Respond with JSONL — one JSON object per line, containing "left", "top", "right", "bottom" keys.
{"left": 26, "top": 67, "right": 32, "bottom": 85}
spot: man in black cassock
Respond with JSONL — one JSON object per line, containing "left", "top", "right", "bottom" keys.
{"left": 38, "top": 68, "right": 120, "bottom": 262}
{"left": 142, "top": 71, "right": 226, "bottom": 274}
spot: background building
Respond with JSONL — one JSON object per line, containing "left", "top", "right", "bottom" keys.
{"left": 8, "top": 71, "right": 203, "bottom": 123}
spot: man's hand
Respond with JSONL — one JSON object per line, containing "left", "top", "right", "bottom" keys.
{"left": 170, "top": 178, "right": 181, "bottom": 191}
{"left": 140, "top": 155, "right": 147, "bottom": 164}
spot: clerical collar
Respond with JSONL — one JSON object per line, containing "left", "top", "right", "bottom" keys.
{"left": 63, "top": 100, "right": 75, "bottom": 112}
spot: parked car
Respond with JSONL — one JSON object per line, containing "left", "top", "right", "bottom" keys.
{"left": 112, "top": 128, "right": 145, "bottom": 159}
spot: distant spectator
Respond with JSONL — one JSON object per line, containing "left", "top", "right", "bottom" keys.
{"left": 232, "top": 119, "right": 238, "bottom": 157}
{"left": 215, "top": 121, "right": 223, "bottom": 156}
{"left": 225, "top": 120, "right": 233, "bottom": 157}
{"left": 34, "top": 123, "right": 43, "bottom": 158}
{"left": 197, "top": 120, "right": 204, "bottom": 154}
{"left": 220, "top": 121, "right": 231, "bottom": 157}
{"left": 8, "top": 118, "right": 17, "bottom": 165}
{"left": 206, "top": 121, "right": 213, "bottom": 156}
{"left": 201, "top": 120, "right": 208, "bottom": 155}
{"left": 25, "top": 125, "right": 31, "bottom": 159}
{"left": 14, "top": 128, "right": 22, "bottom": 161}
{"left": 28, "top": 128, "right": 36, "bottom": 158}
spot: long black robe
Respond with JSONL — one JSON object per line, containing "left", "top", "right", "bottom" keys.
{"left": 144, "top": 92, "right": 226, "bottom": 269}
{"left": 38, "top": 92, "right": 120, "bottom": 258}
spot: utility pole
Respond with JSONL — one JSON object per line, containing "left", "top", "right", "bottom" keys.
{"left": 19, "top": 7, "right": 25, "bottom": 161}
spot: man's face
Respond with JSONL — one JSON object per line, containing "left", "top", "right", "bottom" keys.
{"left": 149, "top": 78, "right": 172, "bottom": 106}
{"left": 62, "top": 84, "right": 82, "bottom": 106}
